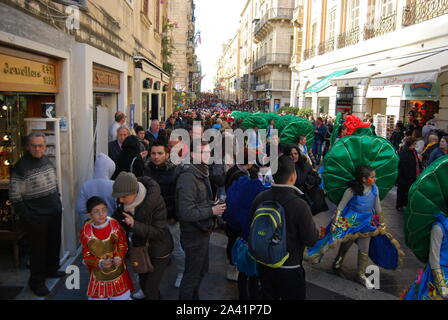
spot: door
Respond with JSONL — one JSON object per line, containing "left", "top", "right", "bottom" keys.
{"left": 151, "top": 94, "right": 159, "bottom": 120}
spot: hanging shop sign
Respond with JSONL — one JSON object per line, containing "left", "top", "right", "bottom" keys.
{"left": 93, "top": 65, "right": 120, "bottom": 93}
{"left": 0, "top": 52, "right": 58, "bottom": 93}
{"left": 402, "top": 82, "right": 440, "bottom": 101}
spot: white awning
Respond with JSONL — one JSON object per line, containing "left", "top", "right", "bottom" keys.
{"left": 370, "top": 50, "right": 448, "bottom": 86}
{"left": 331, "top": 54, "right": 435, "bottom": 87}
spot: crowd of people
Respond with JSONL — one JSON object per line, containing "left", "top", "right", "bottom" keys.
{"left": 8, "top": 99, "right": 448, "bottom": 301}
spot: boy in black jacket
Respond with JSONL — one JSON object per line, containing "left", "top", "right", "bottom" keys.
{"left": 250, "top": 155, "right": 319, "bottom": 300}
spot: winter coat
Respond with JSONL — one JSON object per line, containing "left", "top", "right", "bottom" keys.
{"left": 108, "top": 140, "right": 122, "bottom": 163}
{"left": 112, "top": 135, "right": 145, "bottom": 180}
{"left": 428, "top": 148, "right": 447, "bottom": 166}
{"left": 76, "top": 153, "right": 117, "bottom": 216}
{"left": 115, "top": 176, "right": 173, "bottom": 259}
{"left": 175, "top": 164, "right": 215, "bottom": 234}
{"left": 145, "top": 161, "right": 179, "bottom": 221}
{"left": 389, "top": 130, "right": 405, "bottom": 150}
{"left": 397, "top": 147, "right": 422, "bottom": 186}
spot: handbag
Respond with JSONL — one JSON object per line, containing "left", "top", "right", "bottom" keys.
{"left": 304, "top": 186, "right": 329, "bottom": 216}
{"left": 129, "top": 241, "right": 154, "bottom": 274}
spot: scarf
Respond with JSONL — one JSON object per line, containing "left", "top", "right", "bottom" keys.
{"left": 124, "top": 182, "right": 147, "bottom": 215}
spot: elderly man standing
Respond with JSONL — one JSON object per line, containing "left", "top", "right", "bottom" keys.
{"left": 145, "top": 120, "right": 160, "bottom": 147}
{"left": 9, "top": 132, "right": 64, "bottom": 297}
{"left": 109, "top": 112, "right": 127, "bottom": 142}
{"left": 108, "top": 126, "right": 130, "bottom": 164}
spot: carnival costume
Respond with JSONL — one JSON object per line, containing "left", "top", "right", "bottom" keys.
{"left": 80, "top": 216, "right": 134, "bottom": 299}
{"left": 402, "top": 156, "right": 448, "bottom": 299}
{"left": 305, "top": 135, "right": 404, "bottom": 285}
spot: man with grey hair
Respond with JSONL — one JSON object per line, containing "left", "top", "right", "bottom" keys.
{"left": 109, "top": 111, "right": 127, "bottom": 142}
{"left": 108, "top": 126, "right": 130, "bottom": 164}
{"left": 422, "top": 134, "right": 439, "bottom": 167}
{"left": 9, "top": 132, "right": 63, "bottom": 297}
{"left": 145, "top": 119, "right": 160, "bottom": 147}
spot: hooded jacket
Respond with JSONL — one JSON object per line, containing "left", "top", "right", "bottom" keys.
{"left": 76, "top": 153, "right": 117, "bottom": 216}
{"left": 112, "top": 135, "right": 145, "bottom": 180}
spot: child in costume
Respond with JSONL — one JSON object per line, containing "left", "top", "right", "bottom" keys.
{"left": 403, "top": 208, "right": 448, "bottom": 300}
{"left": 80, "top": 196, "right": 134, "bottom": 300}
{"left": 306, "top": 166, "right": 387, "bottom": 286}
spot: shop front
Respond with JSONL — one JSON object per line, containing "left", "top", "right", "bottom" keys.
{"left": 400, "top": 82, "right": 440, "bottom": 125}
{"left": 92, "top": 65, "right": 121, "bottom": 157}
{"left": 134, "top": 60, "right": 170, "bottom": 129}
{"left": 0, "top": 45, "right": 66, "bottom": 269}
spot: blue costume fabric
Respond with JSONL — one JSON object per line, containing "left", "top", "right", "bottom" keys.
{"left": 223, "top": 176, "right": 269, "bottom": 276}
{"left": 305, "top": 185, "right": 402, "bottom": 269}
{"left": 403, "top": 214, "right": 448, "bottom": 300}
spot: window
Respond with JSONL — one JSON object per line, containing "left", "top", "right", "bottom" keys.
{"left": 327, "top": 9, "right": 336, "bottom": 40}
{"left": 155, "top": 0, "right": 160, "bottom": 33}
{"left": 381, "top": 0, "right": 394, "bottom": 16}
{"left": 349, "top": 0, "right": 360, "bottom": 30}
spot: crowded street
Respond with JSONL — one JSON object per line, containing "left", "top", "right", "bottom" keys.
{"left": 0, "top": 0, "right": 448, "bottom": 305}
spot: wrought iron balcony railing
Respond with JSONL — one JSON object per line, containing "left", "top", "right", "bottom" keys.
{"left": 318, "top": 38, "right": 335, "bottom": 55}
{"left": 403, "top": 0, "right": 448, "bottom": 27}
{"left": 337, "top": 27, "right": 360, "bottom": 49}
{"left": 253, "top": 53, "right": 292, "bottom": 70}
{"left": 364, "top": 11, "right": 397, "bottom": 40}
{"left": 303, "top": 46, "right": 316, "bottom": 60}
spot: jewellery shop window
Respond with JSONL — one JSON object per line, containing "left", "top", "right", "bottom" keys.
{"left": 0, "top": 93, "right": 55, "bottom": 230}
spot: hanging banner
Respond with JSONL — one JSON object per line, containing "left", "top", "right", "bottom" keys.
{"left": 402, "top": 82, "right": 440, "bottom": 101}
{"left": 130, "top": 104, "right": 135, "bottom": 129}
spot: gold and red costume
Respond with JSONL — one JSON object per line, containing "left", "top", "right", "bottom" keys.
{"left": 80, "top": 217, "right": 134, "bottom": 299}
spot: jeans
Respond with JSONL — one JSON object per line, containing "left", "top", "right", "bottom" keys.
{"left": 312, "top": 140, "right": 324, "bottom": 165}
{"left": 168, "top": 222, "right": 185, "bottom": 274}
{"left": 139, "top": 256, "right": 170, "bottom": 300}
{"left": 258, "top": 265, "right": 306, "bottom": 300}
{"left": 179, "top": 231, "right": 210, "bottom": 300}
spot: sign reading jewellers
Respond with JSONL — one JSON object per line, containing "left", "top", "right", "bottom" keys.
{"left": 0, "top": 53, "right": 58, "bottom": 93}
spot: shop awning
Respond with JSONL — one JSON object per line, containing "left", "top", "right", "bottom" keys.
{"left": 303, "top": 68, "right": 354, "bottom": 93}
{"left": 331, "top": 54, "right": 437, "bottom": 87}
{"left": 370, "top": 50, "right": 448, "bottom": 86}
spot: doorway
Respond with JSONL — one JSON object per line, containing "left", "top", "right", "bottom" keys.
{"left": 142, "top": 93, "right": 150, "bottom": 130}
{"left": 151, "top": 94, "right": 159, "bottom": 120}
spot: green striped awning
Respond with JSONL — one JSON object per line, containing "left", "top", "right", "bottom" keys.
{"left": 304, "top": 68, "right": 355, "bottom": 93}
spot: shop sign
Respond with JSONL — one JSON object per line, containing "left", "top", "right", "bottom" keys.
{"left": 0, "top": 53, "right": 58, "bottom": 93}
{"left": 366, "top": 86, "right": 387, "bottom": 98}
{"left": 402, "top": 82, "right": 440, "bottom": 101}
{"left": 93, "top": 66, "right": 120, "bottom": 93}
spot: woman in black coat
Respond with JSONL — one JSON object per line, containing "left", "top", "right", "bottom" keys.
{"left": 112, "top": 135, "right": 145, "bottom": 180}
{"left": 389, "top": 122, "right": 405, "bottom": 151}
{"left": 113, "top": 172, "right": 174, "bottom": 300}
{"left": 396, "top": 137, "right": 423, "bottom": 211}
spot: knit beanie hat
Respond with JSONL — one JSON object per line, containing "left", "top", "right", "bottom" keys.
{"left": 112, "top": 172, "right": 139, "bottom": 198}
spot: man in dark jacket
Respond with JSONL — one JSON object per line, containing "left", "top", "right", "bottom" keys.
{"left": 145, "top": 142, "right": 184, "bottom": 288}
{"left": 9, "top": 132, "right": 64, "bottom": 296}
{"left": 250, "top": 155, "right": 319, "bottom": 300}
{"left": 175, "top": 141, "right": 226, "bottom": 300}
{"left": 108, "top": 126, "right": 130, "bottom": 164}
{"left": 112, "top": 172, "right": 173, "bottom": 300}
{"left": 145, "top": 120, "right": 160, "bottom": 147}
{"left": 311, "top": 117, "right": 328, "bottom": 166}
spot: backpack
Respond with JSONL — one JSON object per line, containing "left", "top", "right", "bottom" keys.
{"left": 248, "top": 199, "right": 289, "bottom": 268}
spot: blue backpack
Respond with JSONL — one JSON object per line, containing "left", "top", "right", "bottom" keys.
{"left": 248, "top": 200, "right": 289, "bottom": 268}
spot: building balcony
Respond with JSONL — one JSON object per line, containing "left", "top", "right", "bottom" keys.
{"left": 253, "top": 53, "right": 292, "bottom": 71}
{"left": 254, "top": 80, "right": 291, "bottom": 92}
{"left": 403, "top": 0, "right": 448, "bottom": 27}
{"left": 337, "top": 27, "right": 360, "bottom": 49}
{"left": 364, "top": 11, "right": 397, "bottom": 41}
{"left": 303, "top": 46, "right": 316, "bottom": 60}
{"left": 318, "top": 38, "right": 335, "bottom": 55}
{"left": 292, "top": 5, "right": 304, "bottom": 27}
{"left": 253, "top": 8, "right": 294, "bottom": 43}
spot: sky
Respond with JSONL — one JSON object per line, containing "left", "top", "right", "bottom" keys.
{"left": 195, "top": 0, "right": 246, "bottom": 92}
